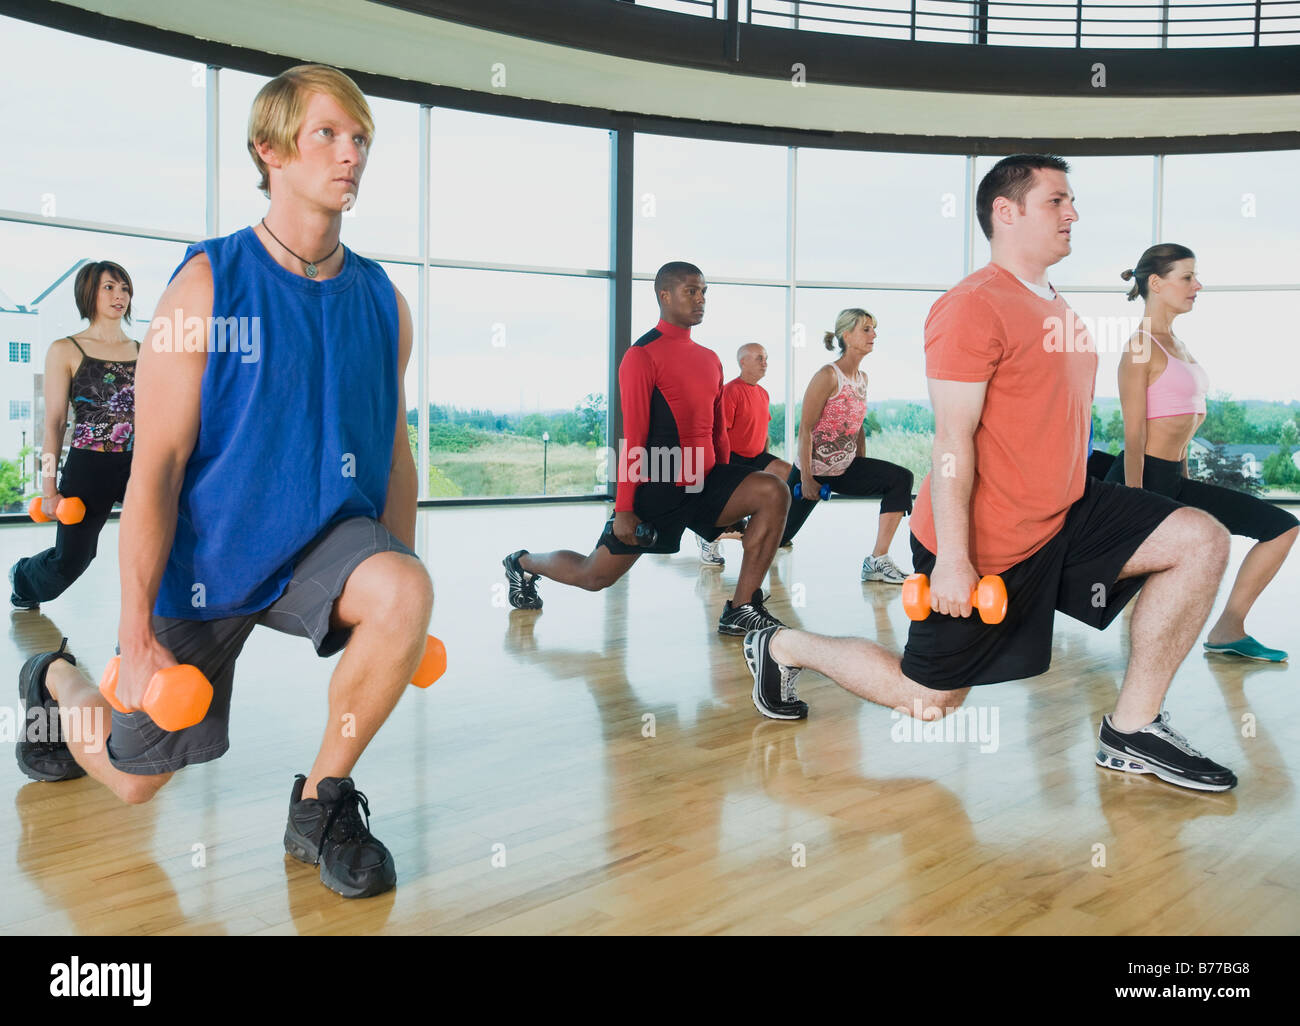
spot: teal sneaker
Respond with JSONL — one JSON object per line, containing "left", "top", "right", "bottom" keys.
{"left": 1203, "top": 635, "right": 1288, "bottom": 663}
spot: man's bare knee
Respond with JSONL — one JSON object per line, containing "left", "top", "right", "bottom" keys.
{"left": 900, "top": 685, "right": 969, "bottom": 719}
{"left": 1180, "top": 510, "right": 1230, "bottom": 571}
{"left": 114, "top": 772, "right": 170, "bottom": 805}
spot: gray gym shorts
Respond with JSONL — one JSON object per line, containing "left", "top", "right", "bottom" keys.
{"left": 107, "top": 517, "right": 417, "bottom": 775}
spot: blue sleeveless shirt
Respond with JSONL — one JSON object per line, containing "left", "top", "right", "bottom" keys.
{"left": 155, "top": 226, "right": 399, "bottom": 619}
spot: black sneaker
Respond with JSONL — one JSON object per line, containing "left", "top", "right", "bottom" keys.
{"left": 718, "top": 588, "right": 784, "bottom": 636}
{"left": 16, "top": 638, "right": 86, "bottom": 782}
{"left": 9, "top": 560, "right": 39, "bottom": 611}
{"left": 742, "top": 626, "right": 808, "bottom": 720}
{"left": 284, "top": 775, "right": 396, "bottom": 898}
{"left": 503, "top": 550, "right": 543, "bottom": 610}
{"left": 1096, "top": 711, "right": 1237, "bottom": 792}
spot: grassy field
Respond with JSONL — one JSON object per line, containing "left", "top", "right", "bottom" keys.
{"left": 411, "top": 427, "right": 1300, "bottom": 501}
{"left": 430, "top": 435, "right": 605, "bottom": 498}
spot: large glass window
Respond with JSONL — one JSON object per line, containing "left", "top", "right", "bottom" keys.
{"left": 0, "top": 16, "right": 206, "bottom": 234}
{"left": 425, "top": 268, "right": 609, "bottom": 498}
{"left": 634, "top": 135, "right": 788, "bottom": 280}
{"left": 429, "top": 110, "right": 611, "bottom": 270}
{"left": 1162, "top": 151, "right": 1300, "bottom": 286}
{"left": 798, "top": 150, "right": 966, "bottom": 285}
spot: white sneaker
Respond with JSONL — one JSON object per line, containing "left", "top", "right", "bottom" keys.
{"left": 862, "top": 554, "right": 906, "bottom": 584}
{"left": 697, "top": 534, "right": 725, "bottom": 567}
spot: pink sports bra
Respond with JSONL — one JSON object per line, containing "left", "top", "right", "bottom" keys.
{"left": 1143, "top": 331, "right": 1208, "bottom": 419}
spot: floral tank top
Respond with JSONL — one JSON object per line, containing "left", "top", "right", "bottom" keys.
{"left": 801, "top": 362, "right": 868, "bottom": 477}
{"left": 67, "top": 337, "right": 139, "bottom": 452}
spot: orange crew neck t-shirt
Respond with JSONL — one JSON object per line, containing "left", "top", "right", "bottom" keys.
{"left": 910, "top": 263, "right": 1097, "bottom": 575}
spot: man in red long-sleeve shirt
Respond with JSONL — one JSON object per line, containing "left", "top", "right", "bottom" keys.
{"left": 504, "top": 263, "right": 800, "bottom": 715}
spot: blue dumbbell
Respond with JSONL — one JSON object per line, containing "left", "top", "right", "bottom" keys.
{"left": 792, "top": 481, "right": 831, "bottom": 501}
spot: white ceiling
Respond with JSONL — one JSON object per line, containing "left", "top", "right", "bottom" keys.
{"left": 65, "top": 0, "right": 1300, "bottom": 142}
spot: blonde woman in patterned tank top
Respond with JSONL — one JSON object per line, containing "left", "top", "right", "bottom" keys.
{"left": 9, "top": 261, "right": 138, "bottom": 610}
{"left": 783, "top": 308, "right": 915, "bottom": 584}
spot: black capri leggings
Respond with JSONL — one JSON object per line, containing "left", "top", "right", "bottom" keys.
{"left": 11, "top": 446, "right": 133, "bottom": 604}
{"left": 782, "top": 457, "right": 914, "bottom": 546}
{"left": 1104, "top": 451, "right": 1298, "bottom": 543}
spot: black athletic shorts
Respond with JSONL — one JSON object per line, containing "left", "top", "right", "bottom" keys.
{"left": 1106, "top": 451, "right": 1298, "bottom": 543}
{"left": 598, "top": 462, "right": 755, "bottom": 554}
{"left": 900, "top": 476, "right": 1182, "bottom": 690}
{"left": 729, "top": 450, "right": 780, "bottom": 471}
{"left": 107, "top": 517, "right": 418, "bottom": 775}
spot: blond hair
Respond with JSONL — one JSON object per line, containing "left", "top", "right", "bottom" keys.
{"left": 247, "top": 65, "right": 375, "bottom": 197}
{"left": 823, "top": 308, "right": 874, "bottom": 354}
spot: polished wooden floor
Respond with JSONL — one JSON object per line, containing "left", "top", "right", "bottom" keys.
{"left": 2, "top": 501, "right": 1296, "bottom": 935}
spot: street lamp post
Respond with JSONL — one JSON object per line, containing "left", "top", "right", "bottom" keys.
{"left": 542, "top": 431, "right": 550, "bottom": 496}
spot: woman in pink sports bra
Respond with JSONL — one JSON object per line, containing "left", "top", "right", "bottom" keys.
{"left": 1108, "top": 243, "right": 1297, "bottom": 662}
{"left": 783, "top": 307, "right": 915, "bottom": 584}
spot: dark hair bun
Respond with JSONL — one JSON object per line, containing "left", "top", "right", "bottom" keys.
{"left": 1120, "top": 269, "right": 1134, "bottom": 281}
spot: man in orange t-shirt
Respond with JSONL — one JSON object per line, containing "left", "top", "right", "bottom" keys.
{"left": 741, "top": 155, "right": 1238, "bottom": 793}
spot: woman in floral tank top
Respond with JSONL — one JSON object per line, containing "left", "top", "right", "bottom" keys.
{"left": 9, "top": 261, "right": 139, "bottom": 609}
{"left": 782, "top": 308, "right": 916, "bottom": 584}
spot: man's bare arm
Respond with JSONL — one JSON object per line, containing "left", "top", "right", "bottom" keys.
{"left": 380, "top": 287, "right": 417, "bottom": 550}
{"left": 118, "top": 256, "right": 210, "bottom": 661}
{"left": 926, "top": 377, "right": 986, "bottom": 616}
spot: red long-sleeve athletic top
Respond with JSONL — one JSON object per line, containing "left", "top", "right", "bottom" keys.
{"left": 616, "top": 319, "right": 730, "bottom": 512}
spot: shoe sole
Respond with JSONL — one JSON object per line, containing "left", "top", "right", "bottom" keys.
{"left": 15, "top": 651, "right": 86, "bottom": 783}
{"left": 861, "top": 574, "right": 905, "bottom": 584}
{"left": 742, "top": 633, "right": 807, "bottom": 721}
{"left": 1203, "top": 645, "right": 1286, "bottom": 663}
{"left": 1095, "top": 741, "right": 1235, "bottom": 792}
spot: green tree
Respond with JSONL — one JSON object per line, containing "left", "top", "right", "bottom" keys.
{"left": 769, "top": 403, "right": 784, "bottom": 448}
{"left": 578, "top": 393, "right": 606, "bottom": 447}
{"left": 1105, "top": 410, "right": 1125, "bottom": 447}
{"left": 1193, "top": 443, "right": 1264, "bottom": 495}
{"left": 895, "top": 403, "right": 934, "bottom": 434}
{"left": 1091, "top": 406, "right": 1106, "bottom": 444}
{"left": 1201, "top": 397, "right": 1254, "bottom": 445}
{"left": 0, "top": 456, "right": 23, "bottom": 512}
{"left": 1262, "top": 450, "right": 1300, "bottom": 490}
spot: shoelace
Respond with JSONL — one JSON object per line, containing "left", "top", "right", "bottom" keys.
{"left": 1148, "top": 713, "right": 1206, "bottom": 758}
{"left": 318, "top": 787, "right": 374, "bottom": 857}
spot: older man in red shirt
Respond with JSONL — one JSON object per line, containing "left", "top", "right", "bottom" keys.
{"left": 696, "top": 343, "right": 793, "bottom": 566}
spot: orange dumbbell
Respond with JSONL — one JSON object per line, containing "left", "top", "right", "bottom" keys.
{"left": 903, "top": 573, "right": 1007, "bottom": 625}
{"left": 28, "top": 495, "right": 85, "bottom": 525}
{"left": 411, "top": 634, "right": 447, "bottom": 689}
{"left": 99, "top": 656, "right": 213, "bottom": 732}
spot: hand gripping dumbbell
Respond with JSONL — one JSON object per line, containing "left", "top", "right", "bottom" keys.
{"left": 792, "top": 482, "right": 831, "bottom": 501}
{"left": 28, "top": 495, "right": 85, "bottom": 525}
{"left": 99, "top": 657, "right": 214, "bottom": 732}
{"left": 902, "top": 573, "right": 1007, "bottom": 625}
{"left": 411, "top": 634, "right": 448, "bottom": 688}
